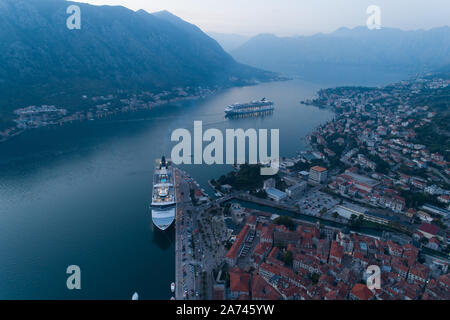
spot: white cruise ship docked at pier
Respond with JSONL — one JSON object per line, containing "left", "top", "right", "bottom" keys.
{"left": 224, "top": 98, "right": 274, "bottom": 116}
{"left": 151, "top": 156, "right": 176, "bottom": 231}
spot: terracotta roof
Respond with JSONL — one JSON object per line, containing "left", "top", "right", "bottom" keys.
{"left": 418, "top": 223, "right": 439, "bottom": 236}
{"left": 226, "top": 225, "right": 250, "bottom": 260}
{"left": 324, "top": 290, "right": 339, "bottom": 300}
{"left": 409, "top": 263, "right": 429, "bottom": 281}
{"left": 213, "top": 285, "right": 225, "bottom": 300}
{"left": 261, "top": 224, "right": 275, "bottom": 241}
{"left": 268, "top": 247, "right": 279, "bottom": 259}
{"left": 438, "top": 273, "right": 450, "bottom": 288}
{"left": 253, "top": 242, "right": 271, "bottom": 256}
{"left": 251, "top": 274, "right": 282, "bottom": 300}
{"left": 311, "top": 166, "right": 327, "bottom": 172}
{"left": 230, "top": 269, "right": 250, "bottom": 294}
{"left": 351, "top": 283, "right": 374, "bottom": 300}
{"left": 247, "top": 215, "right": 257, "bottom": 225}
{"left": 392, "top": 262, "right": 409, "bottom": 274}
{"left": 330, "top": 241, "right": 344, "bottom": 260}
{"left": 259, "top": 262, "right": 295, "bottom": 280}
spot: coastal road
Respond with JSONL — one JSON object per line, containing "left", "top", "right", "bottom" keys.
{"left": 175, "top": 168, "right": 200, "bottom": 300}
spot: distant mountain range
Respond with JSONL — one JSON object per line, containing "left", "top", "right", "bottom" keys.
{"left": 0, "top": 0, "right": 274, "bottom": 113}
{"left": 436, "top": 64, "right": 450, "bottom": 73}
{"left": 228, "top": 26, "right": 450, "bottom": 84}
{"left": 207, "top": 32, "right": 250, "bottom": 52}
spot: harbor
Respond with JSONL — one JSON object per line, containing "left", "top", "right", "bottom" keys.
{"left": 0, "top": 78, "right": 334, "bottom": 299}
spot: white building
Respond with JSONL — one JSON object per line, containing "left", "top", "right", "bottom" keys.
{"left": 309, "top": 166, "right": 328, "bottom": 185}
{"left": 266, "top": 188, "right": 287, "bottom": 202}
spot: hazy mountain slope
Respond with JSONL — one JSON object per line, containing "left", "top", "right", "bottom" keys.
{"left": 430, "top": 64, "right": 450, "bottom": 79}
{"left": 231, "top": 27, "right": 450, "bottom": 83}
{"left": 207, "top": 32, "right": 250, "bottom": 52}
{"left": 0, "top": 0, "right": 273, "bottom": 112}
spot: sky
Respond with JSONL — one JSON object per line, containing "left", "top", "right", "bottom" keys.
{"left": 76, "top": 0, "right": 450, "bottom": 36}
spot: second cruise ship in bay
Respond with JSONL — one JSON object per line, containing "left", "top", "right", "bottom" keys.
{"left": 224, "top": 98, "right": 274, "bottom": 117}
{"left": 151, "top": 156, "right": 176, "bottom": 231}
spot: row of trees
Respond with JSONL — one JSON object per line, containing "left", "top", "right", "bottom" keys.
{"left": 217, "top": 164, "right": 265, "bottom": 190}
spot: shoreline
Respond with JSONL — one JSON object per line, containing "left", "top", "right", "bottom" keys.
{"left": 0, "top": 93, "right": 210, "bottom": 145}
{"left": 0, "top": 78, "right": 290, "bottom": 145}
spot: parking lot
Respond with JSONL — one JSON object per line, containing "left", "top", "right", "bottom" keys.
{"left": 297, "top": 191, "right": 340, "bottom": 217}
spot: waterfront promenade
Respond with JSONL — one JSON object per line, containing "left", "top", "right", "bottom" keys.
{"left": 174, "top": 168, "right": 181, "bottom": 300}
{"left": 174, "top": 168, "right": 198, "bottom": 300}
{"left": 174, "top": 168, "right": 185, "bottom": 300}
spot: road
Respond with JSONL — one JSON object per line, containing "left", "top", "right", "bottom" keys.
{"left": 174, "top": 168, "right": 231, "bottom": 300}
{"left": 175, "top": 168, "right": 197, "bottom": 300}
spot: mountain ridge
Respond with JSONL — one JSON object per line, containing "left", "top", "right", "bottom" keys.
{"left": 230, "top": 26, "right": 450, "bottom": 83}
{"left": 0, "top": 0, "right": 275, "bottom": 114}
{"left": 206, "top": 32, "right": 250, "bottom": 52}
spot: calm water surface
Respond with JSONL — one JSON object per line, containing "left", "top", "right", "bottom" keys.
{"left": 0, "top": 79, "right": 336, "bottom": 299}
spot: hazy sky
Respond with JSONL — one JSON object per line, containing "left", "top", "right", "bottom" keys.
{"left": 76, "top": 0, "right": 450, "bottom": 36}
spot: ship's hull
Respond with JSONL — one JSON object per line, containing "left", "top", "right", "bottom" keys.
{"left": 152, "top": 207, "right": 176, "bottom": 231}
{"left": 224, "top": 100, "right": 274, "bottom": 116}
{"left": 225, "top": 106, "right": 274, "bottom": 115}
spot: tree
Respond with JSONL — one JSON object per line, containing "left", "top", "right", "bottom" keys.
{"left": 252, "top": 189, "right": 268, "bottom": 199}
{"left": 310, "top": 273, "right": 320, "bottom": 284}
{"left": 350, "top": 214, "right": 364, "bottom": 227}
{"left": 218, "top": 164, "right": 266, "bottom": 190}
{"left": 274, "top": 216, "right": 296, "bottom": 231}
{"left": 281, "top": 251, "right": 293, "bottom": 266}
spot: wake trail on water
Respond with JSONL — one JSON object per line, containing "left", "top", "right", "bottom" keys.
{"left": 91, "top": 110, "right": 225, "bottom": 125}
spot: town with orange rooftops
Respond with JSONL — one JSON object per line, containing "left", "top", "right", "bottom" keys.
{"left": 176, "top": 74, "right": 450, "bottom": 301}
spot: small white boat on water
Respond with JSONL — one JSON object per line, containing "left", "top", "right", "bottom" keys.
{"left": 171, "top": 282, "right": 175, "bottom": 293}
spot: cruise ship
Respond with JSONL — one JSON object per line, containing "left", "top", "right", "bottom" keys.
{"left": 224, "top": 98, "right": 274, "bottom": 116}
{"left": 151, "top": 156, "right": 176, "bottom": 231}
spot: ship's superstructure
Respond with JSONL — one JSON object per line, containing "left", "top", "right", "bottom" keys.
{"left": 224, "top": 98, "right": 274, "bottom": 116}
{"left": 151, "top": 156, "right": 176, "bottom": 231}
